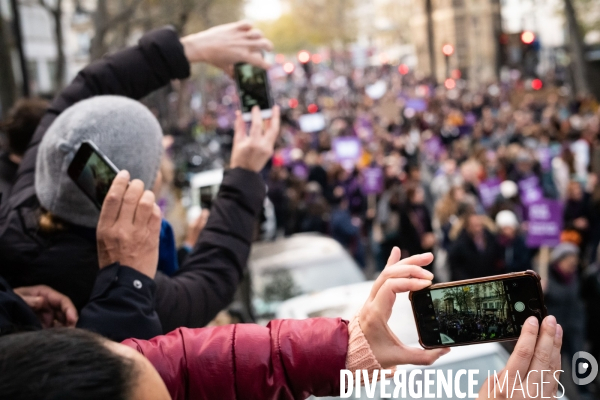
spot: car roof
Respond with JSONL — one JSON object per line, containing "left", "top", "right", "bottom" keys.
{"left": 189, "top": 168, "right": 224, "bottom": 188}
{"left": 276, "top": 280, "right": 509, "bottom": 366}
{"left": 249, "top": 233, "right": 357, "bottom": 271}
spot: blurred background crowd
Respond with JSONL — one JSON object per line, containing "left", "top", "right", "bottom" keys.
{"left": 2, "top": 0, "right": 600, "bottom": 397}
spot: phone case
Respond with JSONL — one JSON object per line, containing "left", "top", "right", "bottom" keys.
{"left": 409, "top": 270, "right": 547, "bottom": 349}
{"left": 67, "top": 141, "right": 120, "bottom": 209}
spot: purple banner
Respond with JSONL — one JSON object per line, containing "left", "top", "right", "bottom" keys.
{"left": 518, "top": 176, "right": 543, "bottom": 205}
{"left": 479, "top": 178, "right": 501, "bottom": 208}
{"left": 526, "top": 200, "right": 563, "bottom": 247}
{"left": 362, "top": 167, "right": 384, "bottom": 195}
{"left": 333, "top": 137, "right": 362, "bottom": 162}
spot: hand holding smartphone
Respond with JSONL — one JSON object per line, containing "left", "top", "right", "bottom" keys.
{"left": 67, "top": 141, "right": 119, "bottom": 209}
{"left": 410, "top": 271, "right": 547, "bottom": 348}
{"left": 233, "top": 62, "right": 273, "bottom": 121}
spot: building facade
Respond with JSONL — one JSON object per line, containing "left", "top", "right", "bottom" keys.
{"left": 410, "top": 0, "right": 502, "bottom": 84}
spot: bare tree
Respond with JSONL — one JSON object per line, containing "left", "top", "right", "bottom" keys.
{"left": 564, "top": 0, "right": 589, "bottom": 96}
{"left": 0, "top": 11, "right": 17, "bottom": 115}
{"left": 38, "top": 0, "right": 65, "bottom": 91}
{"left": 89, "top": 0, "right": 143, "bottom": 60}
{"left": 425, "top": 0, "right": 436, "bottom": 83}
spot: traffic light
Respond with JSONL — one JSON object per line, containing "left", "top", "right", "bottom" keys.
{"left": 442, "top": 44, "right": 454, "bottom": 57}
{"left": 520, "top": 31, "right": 539, "bottom": 78}
{"left": 283, "top": 62, "right": 295, "bottom": 74}
{"left": 442, "top": 44, "right": 454, "bottom": 79}
{"left": 297, "top": 50, "right": 312, "bottom": 79}
{"left": 398, "top": 64, "right": 409, "bottom": 75}
{"left": 520, "top": 31, "right": 535, "bottom": 45}
{"left": 297, "top": 50, "right": 310, "bottom": 64}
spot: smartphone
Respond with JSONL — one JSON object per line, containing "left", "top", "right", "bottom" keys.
{"left": 410, "top": 271, "right": 547, "bottom": 349}
{"left": 67, "top": 141, "right": 120, "bottom": 209}
{"left": 233, "top": 62, "right": 273, "bottom": 121}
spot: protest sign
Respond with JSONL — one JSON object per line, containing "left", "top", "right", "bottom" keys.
{"left": 333, "top": 137, "right": 362, "bottom": 162}
{"left": 362, "top": 168, "right": 384, "bottom": 195}
{"left": 479, "top": 178, "right": 501, "bottom": 209}
{"left": 526, "top": 199, "right": 563, "bottom": 247}
{"left": 518, "top": 176, "right": 543, "bottom": 205}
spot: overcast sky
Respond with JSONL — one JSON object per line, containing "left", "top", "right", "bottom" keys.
{"left": 244, "top": 0, "right": 283, "bottom": 21}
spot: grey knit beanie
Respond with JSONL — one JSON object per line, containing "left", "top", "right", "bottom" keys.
{"left": 550, "top": 242, "right": 579, "bottom": 264}
{"left": 35, "top": 96, "right": 163, "bottom": 228}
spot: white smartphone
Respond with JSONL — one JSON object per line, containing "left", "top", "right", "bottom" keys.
{"left": 234, "top": 62, "right": 273, "bottom": 121}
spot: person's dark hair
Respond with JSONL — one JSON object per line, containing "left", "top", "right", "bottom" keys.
{"left": 0, "top": 98, "right": 48, "bottom": 156}
{"left": 0, "top": 328, "right": 138, "bottom": 400}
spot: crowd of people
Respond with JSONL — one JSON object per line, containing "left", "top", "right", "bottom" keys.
{"left": 0, "top": 18, "right": 586, "bottom": 399}
{"left": 436, "top": 311, "right": 515, "bottom": 343}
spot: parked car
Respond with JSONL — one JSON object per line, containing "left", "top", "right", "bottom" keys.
{"left": 239, "top": 233, "right": 365, "bottom": 323}
{"left": 185, "top": 167, "right": 276, "bottom": 240}
{"left": 277, "top": 281, "right": 516, "bottom": 400}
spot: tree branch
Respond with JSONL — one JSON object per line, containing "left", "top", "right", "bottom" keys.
{"left": 98, "top": 0, "right": 144, "bottom": 32}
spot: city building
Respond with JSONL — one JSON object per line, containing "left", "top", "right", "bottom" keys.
{"left": 0, "top": 0, "right": 94, "bottom": 96}
{"left": 410, "top": 0, "right": 503, "bottom": 84}
{"left": 409, "top": 0, "right": 567, "bottom": 84}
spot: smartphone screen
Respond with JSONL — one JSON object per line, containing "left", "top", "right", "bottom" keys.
{"left": 68, "top": 141, "right": 119, "bottom": 209}
{"left": 411, "top": 273, "right": 546, "bottom": 348}
{"left": 234, "top": 62, "right": 272, "bottom": 114}
{"left": 199, "top": 186, "right": 213, "bottom": 210}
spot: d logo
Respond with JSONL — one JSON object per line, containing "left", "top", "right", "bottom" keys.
{"left": 572, "top": 351, "right": 598, "bottom": 385}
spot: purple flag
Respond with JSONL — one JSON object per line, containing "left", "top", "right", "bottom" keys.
{"left": 518, "top": 176, "right": 543, "bottom": 206}
{"left": 362, "top": 168, "right": 384, "bottom": 195}
{"left": 526, "top": 200, "right": 563, "bottom": 247}
{"left": 537, "top": 148, "right": 552, "bottom": 171}
{"left": 479, "top": 178, "right": 501, "bottom": 208}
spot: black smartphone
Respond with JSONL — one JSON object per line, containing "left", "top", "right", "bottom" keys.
{"left": 67, "top": 141, "right": 119, "bottom": 209}
{"left": 410, "top": 271, "right": 547, "bottom": 348}
{"left": 233, "top": 62, "right": 273, "bottom": 121}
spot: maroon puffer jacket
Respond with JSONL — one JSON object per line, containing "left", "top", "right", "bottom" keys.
{"left": 123, "top": 317, "right": 349, "bottom": 400}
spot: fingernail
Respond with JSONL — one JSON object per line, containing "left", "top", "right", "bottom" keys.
{"left": 545, "top": 315, "right": 557, "bottom": 327}
{"left": 527, "top": 316, "right": 538, "bottom": 326}
{"left": 117, "top": 170, "right": 129, "bottom": 178}
{"left": 556, "top": 324, "right": 563, "bottom": 338}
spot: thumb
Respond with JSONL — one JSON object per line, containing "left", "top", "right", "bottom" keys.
{"left": 396, "top": 345, "right": 450, "bottom": 366}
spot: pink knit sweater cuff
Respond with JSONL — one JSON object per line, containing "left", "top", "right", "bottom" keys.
{"left": 346, "top": 314, "right": 382, "bottom": 378}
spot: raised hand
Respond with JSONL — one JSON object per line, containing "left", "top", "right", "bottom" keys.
{"left": 230, "top": 105, "right": 280, "bottom": 172}
{"left": 180, "top": 20, "right": 273, "bottom": 73}
{"left": 359, "top": 247, "right": 451, "bottom": 368}
{"left": 96, "top": 170, "right": 162, "bottom": 278}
